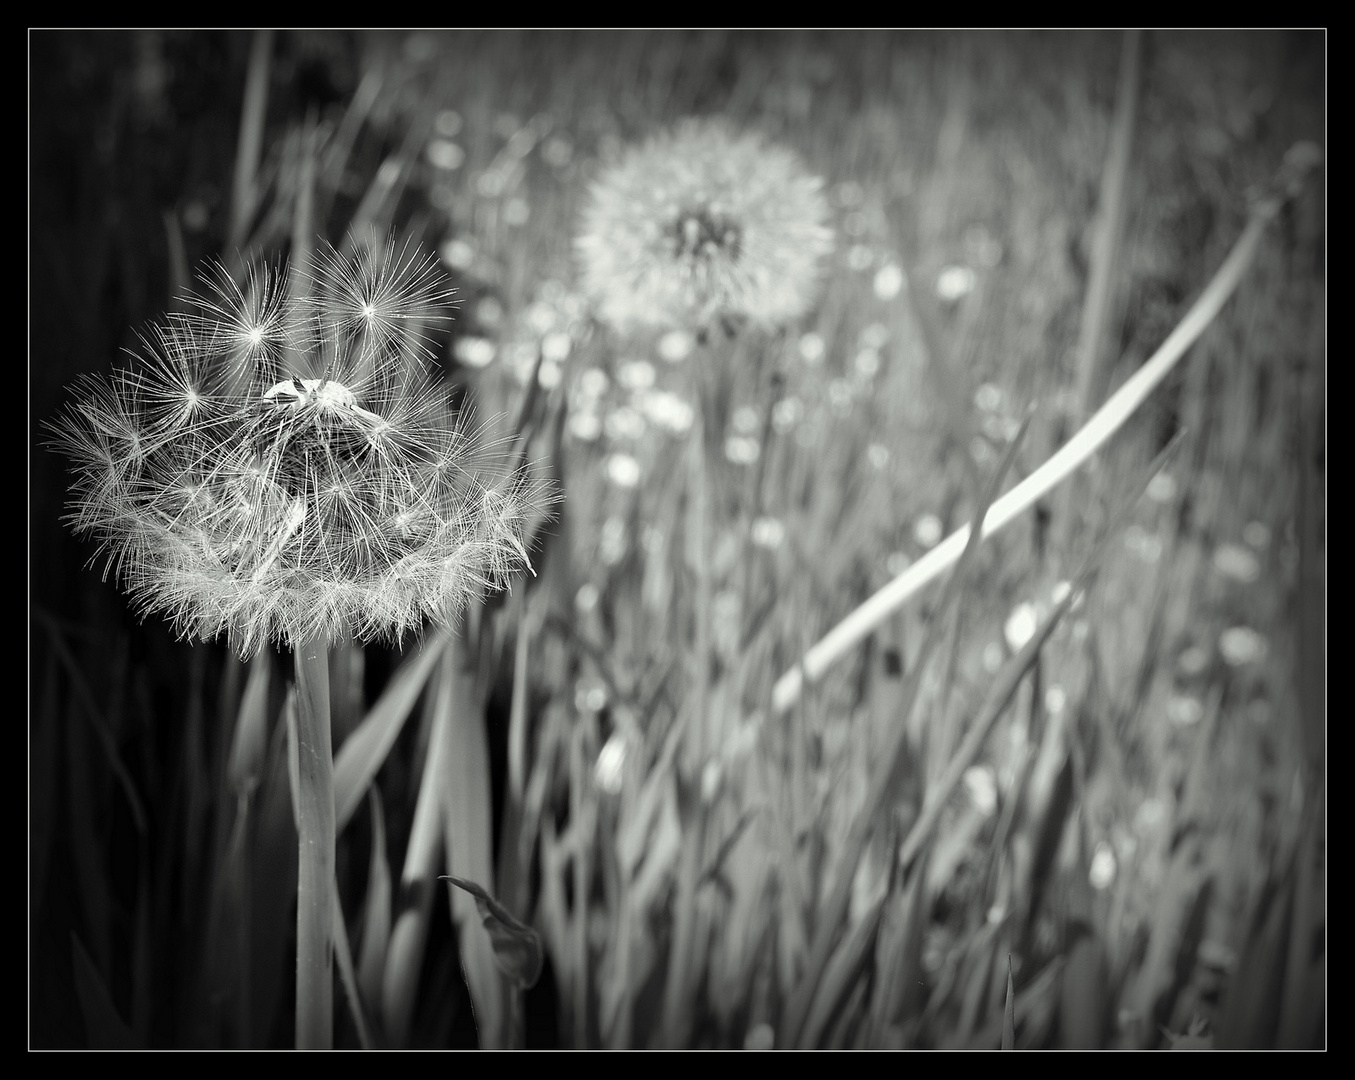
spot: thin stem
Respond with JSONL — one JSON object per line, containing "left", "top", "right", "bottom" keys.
{"left": 293, "top": 637, "right": 335, "bottom": 1049}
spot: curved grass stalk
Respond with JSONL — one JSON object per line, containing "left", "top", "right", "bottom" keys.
{"left": 769, "top": 147, "right": 1320, "bottom": 717}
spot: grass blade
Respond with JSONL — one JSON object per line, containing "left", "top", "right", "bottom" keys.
{"left": 332, "top": 885, "right": 373, "bottom": 1049}
{"left": 332, "top": 627, "right": 449, "bottom": 834}
{"left": 228, "top": 29, "right": 272, "bottom": 255}
{"left": 1002, "top": 956, "right": 1016, "bottom": 1050}
{"left": 358, "top": 788, "right": 392, "bottom": 1019}
{"left": 438, "top": 633, "right": 508, "bottom": 1048}
{"left": 71, "top": 932, "right": 135, "bottom": 1049}
{"left": 381, "top": 656, "right": 452, "bottom": 1047}
{"left": 783, "top": 412, "right": 1033, "bottom": 1045}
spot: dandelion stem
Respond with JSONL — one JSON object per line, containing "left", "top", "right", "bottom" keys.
{"left": 293, "top": 637, "right": 335, "bottom": 1049}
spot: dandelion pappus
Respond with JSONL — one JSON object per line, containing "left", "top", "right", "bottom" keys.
{"left": 248, "top": 375, "right": 388, "bottom": 491}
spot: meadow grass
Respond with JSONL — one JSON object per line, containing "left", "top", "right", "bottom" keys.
{"left": 30, "top": 29, "right": 1324, "bottom": 1048}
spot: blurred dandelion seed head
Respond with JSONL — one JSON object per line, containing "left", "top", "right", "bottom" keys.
{"left": 49, "top": 241, "right": 549, "bottom": 656}
{"left": 1168, "top": 694, "right": 1204, "bottom": 726}
{"left": 751, "top": 516, "right": 786, "bottom": 550}
{"left": 1089, "top": 842, "right": 1117, "bottom": 889}
{"left": 637, "top": 390, "right": 694, "bottom": 435}
{"left": 595, "top": 731, "right": 627, "bottom": 794}
{"left": 1242, "top": 520, "right": 1271, "bottom": 549}
{"left": 873, "top": 263, "right": 905, "bottom": 300}
{"left": 1004, "top": 601, "right": 1040, "bottom": 652}
{"left": 798, "top": 331, "right": 826, "bottom": 364}
{"left": 963, "top": 766, "right": 998, "bottom": 815}
{"left": 860, "top": 322, "right": 889, "bottom": 349}
{"left": 1146, "top": 471, "right": 1178, "bottom": 503}
{"left": 657, "top": 329, "right": 695, "bottom": 363}
{"left": 605, "top": 453, "right": 641, "bottom": 489}
{"left": 913, "top": 513, "right": 943, "bottom": 549}
{"left": 935, "top": 265, "right": 977, "bottom": 301}
{"left": 885, "top": 551, "right": 911, "bottom": 577}
{"left": 617, "top": 359, "right": 657, "bottom": 391}
{"left": 599, "top": 514, "right": 629, "bottom": 561}
{"left": 567, "top": 410, "right": 602, "bottom": 442}
{"left": 724, "top": 435, "right": 760, "bottom": 465}
{"left": 1219, "top": 625, "right": 1268, "bottom": 666}
{"left": 1212, "top": 542, "right": 1261, "bottom": 583}
{"left": 455, "top": 335, "right": 497, "bottom": 368}
{"left": 771, "top": 396, "right": 804, "bottom": 432}
{"left": 576, "top": 119, "right": 835, "bottom": 334}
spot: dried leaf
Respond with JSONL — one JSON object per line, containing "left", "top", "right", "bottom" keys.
{"left": 442, "top": 876, "right": 544, "bottom": 990}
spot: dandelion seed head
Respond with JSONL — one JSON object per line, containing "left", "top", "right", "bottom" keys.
{"left": 913, "top": 513, "right": 943, "bottom": 549}
{"left": 873, "top": 263, "right": 905, "bottom": 300}
{"left": 637, "top": 390, "right": 693, "bottom": 435}
{"left": 731, "top": 405, "right": 761, "bottom": 435}
{"left": 1004, "top": 601, "right": 1040, "bottom": 652}
{"left": 538, "top": 358, "right": 564, "bottom": 389}
{"left": 974, "top": 382, "right": 1004, "bottom": 412}
{"left": 1089, "top": 842, "right": 1117, "bottom": 889}
{"left": 604, "top": 407, "right": 646, "bottom": 442}
{"left": 616, "top": 359, "right": 656, "bottom": 392}
{"left": 935, "top": 265, "right": 977, "bottom": 302}
{"left": 724, "top": 435, "right": 760, "bottom": 465}
{"left": 568, "top": 410, "right": 602, "bottom": 442}
{"left": 1219, "top": 626, "right": 1267, "bottom": 666}
{"left": 576, "top": 119, "right": 834, "bottom": 334}
{"left": 1168, "top": 694, "right": 1204, "bottom": 726}
{"left": 963, "top": 766, "right": 998, "bottom": 815}
{"left": 771, "top": 396, "right": 804, "bottom": 432}
{"left": 575, "top": 677, "right": 608, "bottom": 714}
{"left": 599, "top": 514, "right": 629, "bottom": 561}
{"left": 848, "top": 245, "right": 875, "bottom": 272}
{"left": 441, "top": 238, "right": 476, "bottom": 272}
{"left": 885, "top": 551, "right": 911, "bottom": 577}
{"left": 1146, "top": 471, "right": 1178, "bottom": 502}
{"left": 1243, "top": 520, "right": 1271, "bottom": 549}
{"left": 1212, "top": 542, "right": 1260, "bottom": 583}
{"left": 1178, "top": 644, "right": 1211, "bottom": 676}
{"left": 455, "top": 336, "right": 497, "bottom": 369}
{"left": 657, "top": 329, "right": 694, "bottom": 363}
{"left": 595, "top": 732, "right": 627, "bottom": 795}
{"left": 751, "top": 516, "right": 785, "bottom": 550}
{"left": 605, "top": 453, "right": 641, "bottom": 489}
{"left": 860, "top": 322, "right": 889, "bottom": 350}
{"left": 577, "top": 367, "right": 610, "bottom": 399}
{"left": 48, "top": 240, "right": 549, "bottom": 656}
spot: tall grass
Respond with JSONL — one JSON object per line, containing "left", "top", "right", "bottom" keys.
{"left": 30, "top": 29, "right": 1324, "bottom": 1048}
